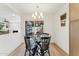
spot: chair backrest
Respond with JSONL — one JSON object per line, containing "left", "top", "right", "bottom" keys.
{"left": 41, "top": 33, "right": 51, "bottom": 50}
{"left": 24, "top": 36, "right": 31, "bottom": 50}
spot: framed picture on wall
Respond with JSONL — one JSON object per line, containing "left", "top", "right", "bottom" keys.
{"left": 60, "top": 13, "right": 66, "bottom": 27}
{"left": 0, "top": 17, "right": 9, "bottom": 35}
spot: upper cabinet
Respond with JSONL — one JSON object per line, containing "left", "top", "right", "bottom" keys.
{"left": 70, "top": 3, "right": 79, "bottom": 21}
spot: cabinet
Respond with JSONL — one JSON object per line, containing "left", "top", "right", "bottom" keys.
{"left": 25, "top": 21, "right": 44, "bottom": 37}
{"left": 70, "top": 3, "right": 79, "bottom": 55}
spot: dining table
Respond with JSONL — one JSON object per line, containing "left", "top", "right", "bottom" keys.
{"left": 28, "top": 33, "right": 50, "bottom": 56}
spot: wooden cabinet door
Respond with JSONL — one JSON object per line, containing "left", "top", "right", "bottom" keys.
{"left": 70, "top": 20, "right": 79, "bottom": 55}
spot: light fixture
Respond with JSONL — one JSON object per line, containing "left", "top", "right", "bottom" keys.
{"left": 32, "top": 5, "right": 43, "bottom": 20}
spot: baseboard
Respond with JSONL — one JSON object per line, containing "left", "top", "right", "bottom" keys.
{"left": 52, "top": 43, "right": 69, "bottom": 56}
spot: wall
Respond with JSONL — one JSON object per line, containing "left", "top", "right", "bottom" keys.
{"left": 53, "top": 4, "right": 69, "bottom": 54}
{"left": 0, "top": 4, "right": 22, "bottom": 55}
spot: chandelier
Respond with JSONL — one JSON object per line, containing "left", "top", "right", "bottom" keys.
{"left": 32, "top": 6, "right": 43, "bottom": 20}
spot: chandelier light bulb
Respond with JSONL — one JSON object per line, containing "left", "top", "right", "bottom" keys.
{"left": 32, "top": 14, "right": 34, "bottom": 17}
{"left": 33, "top": 15, "right": 36, "bottom": 19}
{"left": 40, "top": 12, "right": 43, "bottom": 18}
{"left": 35, "top": 11, "right": 37, "bottom": 16}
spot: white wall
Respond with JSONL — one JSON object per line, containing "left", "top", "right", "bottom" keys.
{"left": 0, "top": 4, "right": 23, "bottom": 55}
{"left": 53, "top": 4, "right": 69, "bottom": 54}
{"left": 43, "top": 14, "right": 56, "bottom": 42}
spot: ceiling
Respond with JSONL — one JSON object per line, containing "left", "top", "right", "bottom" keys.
{"left": 6, "top": 3, "right": 66, "bottom": 15}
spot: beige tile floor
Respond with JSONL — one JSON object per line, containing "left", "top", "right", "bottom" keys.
{"left": 9, "top": 43, "right": 67, "bottom": 56}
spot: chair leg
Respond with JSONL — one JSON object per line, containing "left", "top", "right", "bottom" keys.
{"left": 24, "top": 49, "right": 27, "bottom": 56}
{"left": 48, "top": 49, "right": 50, "bottom": 56}
{"left": 29, "top": 50, "right": 32, "bottom": 56}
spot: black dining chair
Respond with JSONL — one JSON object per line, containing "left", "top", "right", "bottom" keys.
{"left": 40, "top": 33, "right": 51, "bottom": 56}
{"left": 24, "top": 36, "right": 32, "bottom": 56}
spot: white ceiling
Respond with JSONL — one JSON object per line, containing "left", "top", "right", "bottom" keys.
{"left": 6, "top": 3, "right": 66, "bottom": 15}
